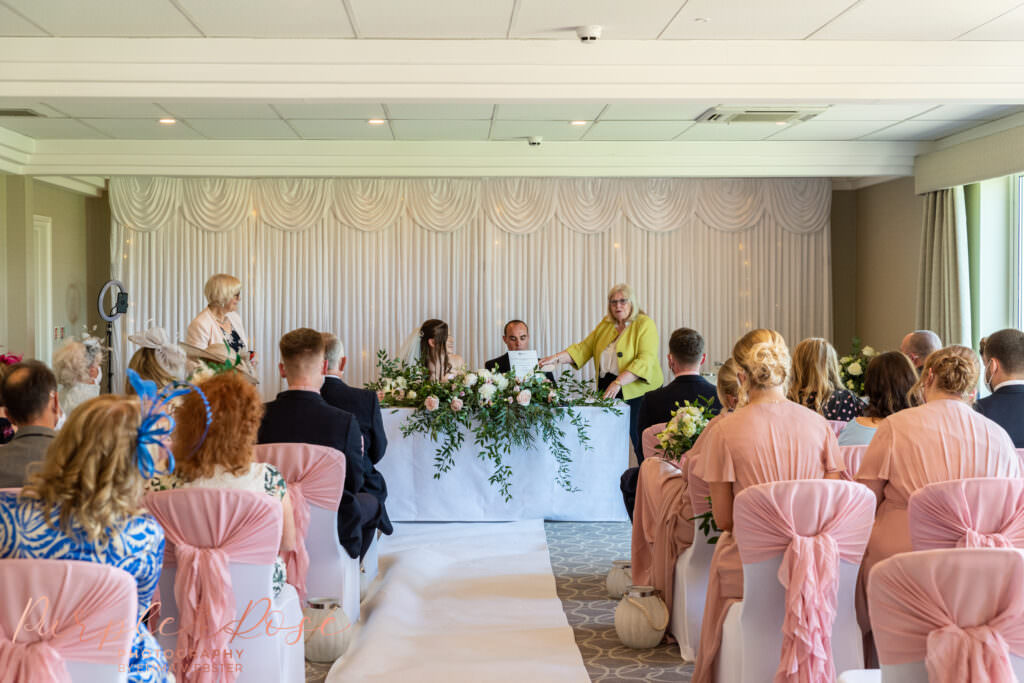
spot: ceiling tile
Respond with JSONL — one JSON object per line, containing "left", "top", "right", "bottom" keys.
{"left": 490, "top": 120, "right": 589, "bottom": 141}
{"left": 912, "top": 104, "right": 1024, "bottom": 121}
{"left": 172, "top": 0, "right": 354, "bottom": 37}
{"left": 185, "top": 119, "right": 298, "bottom": 139}
{"left": 79, "top": 118, "right": 205, "bottom": 139}
{"left": 0, "top": 118, "right": 109, "bottom": 139}
{"left": 273, "top": 102, "right": 386, "bottom": 119}
{"left": 768, "top": 120, "right": 898, "bottom": 141}
{"left": 815, "top": 104, "right": 940, "bottom": 121}
{"left": 290, "top": 119, "right": 394, "bottom": 140}
{"left": 386, "top": 103, "right": 494, "bottom": 120}
{"left": 860, "top": 120, "right": 977, "bottom": 141}
{"left": 958, "top": 4, "right": 1024, "bottom": 38}
{"left": 390, "top": 119, "right": 491, "bottom": 140}
{"left": 661, "top": 0, "right": 854, "bottom": 39}
{"left": 348, "top": 0, "right": 513, "bottom": 38}
{"left": 0, "top": 5, "right": 48, "bottom": 35}
{"left": 512, "top": 0, "right": 683, "bottom": 39}
{"left": 42, "top": 99, "right": 167, "bottom": 118}
{"left": 159, "top": 101, "right": 279, "bottom": 119}
{"left": 5, "top": 0, "right": 201, "bottom": 36}
{"left": 601, "top": 103, "right": 715, "bottom": 121}
{"left": 0, "top": 99, "right": 67, "bottom": 118}
{"left": 675, "top": 122, "right": 781, "bottom": 141}
{"left": 496, "top": 103, "right": 605, "bottom": 121}
{"left": 585, "top": 121, "right": 693, "bottom": 141}
{"left": 810, "top": 0, "right": 1022, "bottom": 40}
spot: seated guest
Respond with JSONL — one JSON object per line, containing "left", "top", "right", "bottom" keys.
{"left": 976, "top": 328, "right": 1024, "bottom": 447}
{"left": 485, "top": 319, "right": 554, "bottom": 381}
{"left": 151, "top": 372, "right": 294, "bottom": 597}
{"left": 691, "top": 329, "right": 842, "bottom": 683}
{"left": 52, "top": 335, "right": 105, "bottom": 416}
{"left": 258, "top": 328, "right": 379, "bottom": 560}
{"left": 0, "top": 361, "right": 61, "bottom": 488}
{"left": 900, "top": 329, "right": 942, "bottom": 372}
{"left": 321, "top": 332, "right": 392, "bottom": 536}
{"left": 0, "top": 395, "right": 169, "bottom": 682}
{"left": 620, "top": 327, "right": 721, "bottom": 519}
{"left": 125, "top": 325, "right": 187, "bottom": 393}
{"left": 855, "top": 345, "right": 1020, "bottom": 649}
{"left": 788, "top": 337, "right": 864, "bottom": 421}
{"left": 838, "top": 351, "right": 920, "bottom": 445}
{"left": 686, "top": 358, "right": 745, "bottom": 466}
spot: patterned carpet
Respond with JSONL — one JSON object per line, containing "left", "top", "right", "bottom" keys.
{"left": 305, "top": 521, "right": 693, "bottom": 682}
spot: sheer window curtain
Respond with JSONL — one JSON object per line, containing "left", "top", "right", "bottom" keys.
{"left": 108, "top": 177, "right": 833, "bottom": 398}
{"left": 917, "top": 186, "right": 971, "bottom": 347}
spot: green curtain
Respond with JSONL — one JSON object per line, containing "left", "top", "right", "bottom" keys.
{"left": 964, "top": 183, "right": 981, "bottom": 349}
{"left": 917, "top": 186, "right": 971, "bottom": 346}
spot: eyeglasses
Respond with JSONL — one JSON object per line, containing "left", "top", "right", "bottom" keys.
{"left": 608, "top": 298, "right": 629, "bottom": 305}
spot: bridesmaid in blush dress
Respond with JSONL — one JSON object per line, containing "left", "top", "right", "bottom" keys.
{"left": 691, "top": 329, "right": 843, "bottom": 683}
{"left": 855, "top": 345, "right": 1020, "bottom": 654}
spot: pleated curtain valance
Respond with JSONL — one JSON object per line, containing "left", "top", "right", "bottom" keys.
{"left": 109, "top": 177, "right": 831, "bottom": 236}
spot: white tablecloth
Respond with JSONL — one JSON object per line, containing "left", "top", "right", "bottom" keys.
{"left": 377, "top": 406, "right": 631, "bottom": 522}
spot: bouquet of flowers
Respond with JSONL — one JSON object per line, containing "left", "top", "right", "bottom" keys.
{"left": 656, "top": 396, "right": 716, "bottom": 462}
{"left": 366, "top": 350, "right": 620, "bottom": 501}
{"left": 838, "top": 338, "right": 878, "bottom": 397}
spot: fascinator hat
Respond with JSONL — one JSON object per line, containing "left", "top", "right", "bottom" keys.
{"left": 129, "top": 324, "right": 187, "bottom": 380}
{"left": 126, "top": 368, "right": 212, "bottom": 479}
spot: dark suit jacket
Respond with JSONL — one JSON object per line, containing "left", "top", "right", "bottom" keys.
{"left": 321, "top": 376, "right": 392, "bottom": 534}
{"left": 636, "top": 374, "right": 721, "bottom": 437}
{"left": 485, "top": 352, "right": 555, "bottom": 383}
{"left": 0, "top": 426, "right": 54, "bottom": 488}
{"left": 975, "top": 384, "right": 1024, "bottom": 447}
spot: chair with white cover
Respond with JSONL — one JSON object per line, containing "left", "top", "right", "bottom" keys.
{"left": 254, "top": 443, "right": 362, "bottom": 619}
{"left": 839, "top": 445, "right": 867, "bottom": 481}
{"left": 145, "top": 488, "right": 304, "bottom": 683}
{"left": 909, "top": 477, "right": 1024, "bottom": 550}
{"left": 0, "top": 558, "right": 138, "bottom": 682}
{"left": 867, "top": 548, "right": 1024, "bottom": 682}
{"left": 672, "top": 458, "right": 717, "bottom": 662}
{"left": 641, "top": 422, "right": 668, "bottom": 462}
{"left": 716, "top": 480, "right": 874, "bottom": 683}
{"left": 829, "top": 420, "right": 849, "bottom": 437}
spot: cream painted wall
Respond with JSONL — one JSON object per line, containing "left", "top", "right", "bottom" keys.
{"left": 854, "top": 177, "right": 924, "bottom": 352}
{"left": 34, "top": 180, "right": 90, "bottom": 349}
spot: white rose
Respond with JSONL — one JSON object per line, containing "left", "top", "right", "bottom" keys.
{"left": 681, "top": 421, "right": 696, "bottom": 438}
{"left": 424, "top": 395, "right": 440, "bottom": 411}
{"left": 494, "top": 375, "right": 509, "bottom": 390}
{"left": 516, "top": 389, "right": 531, "bottom": 406}
{"left": 463, "top": 373, "right": 478, "bottom": 387}
{"left": 478, "top": 369, "right": 492, "bottom": 381}
{"left": 478, "top": 383, "right": 497, "bottom": 401}
{"left": 847, "top": 361, "right": 862, "bottom": 376}
{"left": 396, "top": 376, "right": 408, "bottom": 389}
{"left": 406, "top": 390, "right": 417, "bottom": 400}
{"left": 862, "top": 346, "right": 876, "bottom": 357}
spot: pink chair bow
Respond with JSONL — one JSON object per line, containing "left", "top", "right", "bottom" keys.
{"left": 909, "top": 478, "right": 1024, "bottom": 551}
{"left": 641, "top": 423, "right": 668, "bottom": 462}
{"left": 0, "top": 559, "right": 137, "bottom": 683}
{"left": 254, "top": 443, "right": 346, "bottom": 602}
{"left": 145, "top": 489, "right": 282, "bottom": 683}
{"left": 733, "top": 480, "right": 874, "bottom": 683}
{"left": 869, "top": 548, "right": 1024, "bottom": 683}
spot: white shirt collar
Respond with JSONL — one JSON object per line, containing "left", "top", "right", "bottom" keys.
{"left": 994, "top": 379, "right": 1024, "bottom": 392}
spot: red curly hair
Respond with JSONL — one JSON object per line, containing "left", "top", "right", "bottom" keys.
{"left": 172, "top": 372, "right": 264, "bottom": 481}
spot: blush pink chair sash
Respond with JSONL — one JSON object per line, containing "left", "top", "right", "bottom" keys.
{"left": 828, "top": 420, "right": 847, "bottom": 438}
{"left": 0, "top": 559, "right": 137, "bottom": 683}
{"left": 908, "top": 478, "right": 1024, "bottom": 550}
{"left": 839, "top": 445, "right": 866, "bottom": 482}
{"left": 254, "top": 443, "right": 346, "bottom": 602}
{"left": 641, "top": 423, "right": 668, "bottom": 461}
{"left": 145, "top": 489, "right": 282, "bottom": 683}
{"left": 631, "top": 457, "right": 693, "bottom": 618}
{"left": 869, "top": 548, "right": 1024, "bottom": 683}
{"left": 733, "top": 480, "right": 875, "bottom": 683}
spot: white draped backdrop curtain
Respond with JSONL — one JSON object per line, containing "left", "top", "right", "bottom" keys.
{"left": 109, "top": 177, "right": 832, "bottom": 397}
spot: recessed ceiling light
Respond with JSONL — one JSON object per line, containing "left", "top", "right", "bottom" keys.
{"left": 570, "top": 120, "right": 588, "bottom": 126}
{"left": 158, "top": 117, "right": 176, "bottom": 125}
{"left": 775, "top": 121, "right": 787, "bottom": 126}
{"left": 694, "top": 17, "right": 710, "bottom": 23}
{"left": 367, "top": 119, "right": 386, "bottom": 125}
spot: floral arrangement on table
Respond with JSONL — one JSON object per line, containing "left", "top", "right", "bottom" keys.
{"left": 655, "top": 396, "right": 717, "bottom": 462}
{"left": 366, "top": 350, "right": 621, "bottom": 501}
{"left": 839, "top": 338, "right": 878, "bottom": 397}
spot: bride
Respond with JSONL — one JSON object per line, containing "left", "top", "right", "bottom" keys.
{"left": 397, "top": 319, "right": 466, "bottom": 382}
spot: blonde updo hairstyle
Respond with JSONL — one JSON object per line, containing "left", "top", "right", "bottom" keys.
{"left": 716, "top": 358, "right": 746, "bottom": 410}
{"left": 204, "top": 273, "right": 242, "bottom": 309}
{"left": 787, "top": 338, "right": 844, "bottom": 415}
{"left": 606, "top": 283, "right": 641, "bottom": 324}
{"left": 913, "top": 345, "right": 980, "bottom": 402}
{"left": 732, "top": 328, "right": 790, "bottom": 392}
{"left": 21, "top": 394, "right": 146, "bottom": 545}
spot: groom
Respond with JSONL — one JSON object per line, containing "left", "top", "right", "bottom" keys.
{"left": 486, "top": 320, "right": 554, "bottom": 381}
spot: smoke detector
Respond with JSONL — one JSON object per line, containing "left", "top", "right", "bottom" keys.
{"left": 576, "top": 25, "right": 602, "bottom": 42}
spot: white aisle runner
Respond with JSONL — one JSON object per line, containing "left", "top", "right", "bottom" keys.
{"left": 325, "top": 520, "right": 590, "bottom": 683}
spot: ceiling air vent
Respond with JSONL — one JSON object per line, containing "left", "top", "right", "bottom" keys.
{"left": 0, "top": 108, "right": 44, "bottom": 117}
{"left": 695, "top": 106, "right": 828, "bottom": 124}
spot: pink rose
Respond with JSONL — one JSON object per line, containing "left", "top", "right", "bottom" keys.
{"left": 450, "top": 397, "right": 464, "bottom": 412}
{"left": 516, "top": 389, "right": 532, "bottom": 406}
{"left": 424, "top": 395, "right": 440, "bottom": 412}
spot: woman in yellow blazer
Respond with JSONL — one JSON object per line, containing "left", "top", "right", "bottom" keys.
{"left": 541, "top": 283, "right": 663, "bottom": 453}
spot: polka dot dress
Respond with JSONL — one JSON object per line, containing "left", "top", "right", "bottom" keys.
{"left": 822, "top": 388, "right": 865, "bottom": 421}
